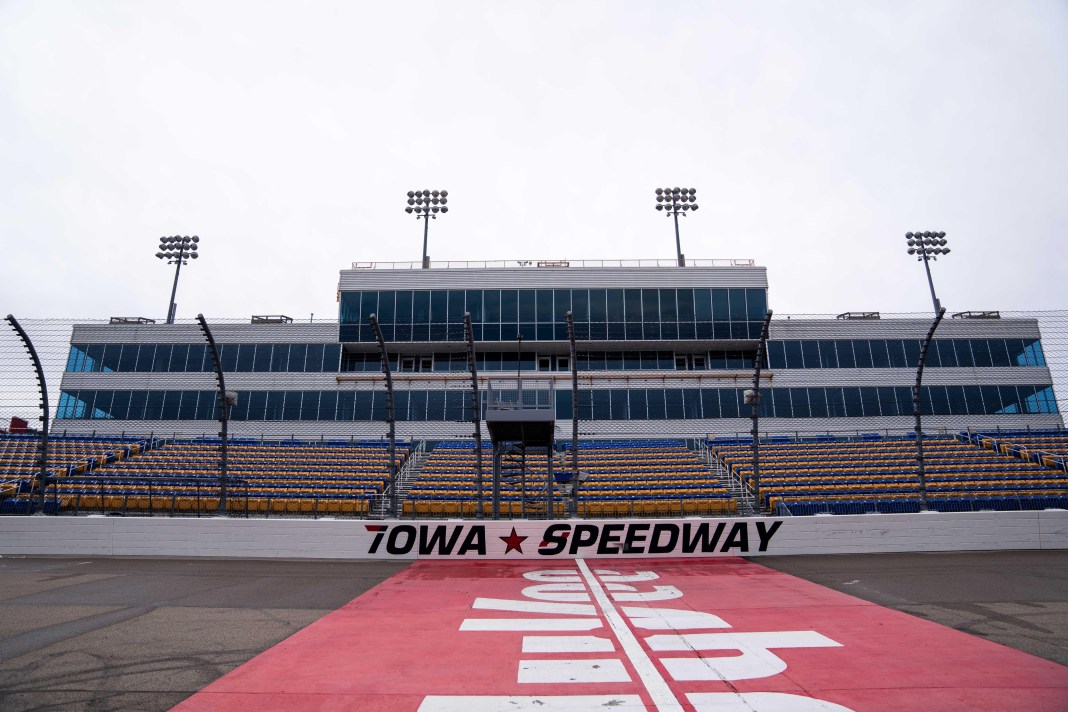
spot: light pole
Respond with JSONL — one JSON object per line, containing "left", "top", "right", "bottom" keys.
{"left": 655, "top": 187, "right": 698, "bottom": 266}
{"left": 406, "top": 189, "right": 448, "bottom": 268}
{"left": 156, "top": 235, "right": 200, "bottom": 324}
{"left": 906, "top": 231, "right": 950, "bottom": 315}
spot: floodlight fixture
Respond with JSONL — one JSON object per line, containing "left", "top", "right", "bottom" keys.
{"left": 406, "top": 188, "right": 449, "bottom": 268}
{"left": 905, "top": 230, "right": 951, "bottom": 314}
{"left": 156, "top": 235, "right": 201, "bottom": 324}
{"left": 655, "top": 186, "right": 698, "bottom": 266}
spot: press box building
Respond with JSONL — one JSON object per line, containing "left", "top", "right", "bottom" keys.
{"left": 56, "top": 258, "right": 1062, "bottom": 438}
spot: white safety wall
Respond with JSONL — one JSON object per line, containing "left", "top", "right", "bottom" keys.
{"left": 0, "top": 510, "right": 1065, "bottom": 560}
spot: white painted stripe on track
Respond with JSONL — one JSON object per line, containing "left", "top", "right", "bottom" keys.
{"left": 522, "top": 635, "right": 615, "bottom": 653}
{"left": 576, "top": 558, "right": 684, "bottom": 712}
{"left": 417, "top": 695, "right": 646, "bottom": 711}
{"left": 460, "top": 618, "right": 602, "bottom": 631}
{"left": 518, "top": 658, "right": 631, "bottom": 683}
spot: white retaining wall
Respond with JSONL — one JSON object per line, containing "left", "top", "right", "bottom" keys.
{"left": 1, "top": 510, "right": 1066, "bottom": 560}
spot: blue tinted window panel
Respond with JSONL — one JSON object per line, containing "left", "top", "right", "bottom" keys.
{"left": 413, "top": 291, "right": 431, "bottom": 323}
{"left": 677, "top": 289, "right": 695, "bottom": 321}
{"left": 134, "top": 345, "right": 155, "bottom": 372}
{"left": 841, "top": 387, "right": 862, "bottom": 417}
{"left": 430, "top": 290, "right": 447, "bottom": 323}
{"left": 554, "top": 289, "right": 571, "bottom": 319}
{"left": 901, "top": 340, "right": 921, "bottom": 368}
{"left": 767, "top": 341, "right": 786, "bottom": 369}
{"left": 877, "top": 387, "right": 898, "bottom": 416}
{"left": 720, "top": 389, "right": 740, "bottom": 419}
{"left": 589, "top": 290, "right": 607, "bottom": 322}
{"left": 501, "top": 290, "right": 519, "bottom": 323}
{"left": 571, "top": 290, "right": 589, "bottom": 321}
{"left": 953, "top": 339, "right": 973, "bottom": 368}
{"left": 317, "top": 391, "right": 337, "bottom": 421}
{"left": 659, "top": 289, "right": 677, "bottom": 321}
{"left": 700, "top": 389, "right": 720, "bottom": 418}
{"left": 66, "top": 345, "right": 86, "bottom": 372}
{"left": 727, "top": 289, "right": 747, "bottom": 320}
{"left": 836, "top": 341, "right": 856, "bottom": 368}
{"left": 536, "top": 290, "right": 553, "bottom": 322}
{"left": 395, "top": 291, "right": 413, "bottom": 323}
{"left": 987, "top": 339, "right": 1011, "bottom": 367}
{"left": 946, "top": 385, "right": 968, "bottom": 416}
{"left": 850, "top": 340, "right": 872, "bottom": 368}
{"left": 426, "top": 390, "right": 445, "bottom": 420}
{"left": 745, "top": 289, "right": 766, "bottom": 321}
{"left": 465, "top": 290, "right": 484, "bottom": 322}
{"left": 625, "top": 389, "right": 646, "bottom": 420}
{"left": 807, "top": 388, "right": 828, "bottom": 418}
{"left": 886, "top": 340, "right": 908, "bottom": 368}
{"left": 151, "top": 345, "right": 171, "bottom": 372}
{"left": 801, "top": 341, "right": 820, "bottom": 369}
{"left": 445, "top": 390, "right": 467, "bottom": 421}
{"left": 783, "top": 341, "right": 802, "bottom": 369}
{"left": 144, "top": 391, "right": 165, "bottom": 419}
{"left": 517, "top": 290, "right": 535, "bottom": 323}
{"left": 710, "top": 290, "right": 729, "bottom": 322}
{"left": 646, "top": 389, "right": 666, "bottom": 420}
{"left": 789, "top": 388, "right": 810, "bottom": 418}
{"left": 664, "top": 390, "right": 684, "bottom": 419}
{"left": 971, "top": 339, "right": 993, "bottom": 367}
{"left": 447, "top": 290, "right": 465, "bottom": 322}
{"left": 606, "top": 290, "right": 624, "bottom": 323}
{"left": 610, "top": 389, "right": 629, "bottom": 420}
{"left": 324, "top": 344, "right": 341, "bottom": 373}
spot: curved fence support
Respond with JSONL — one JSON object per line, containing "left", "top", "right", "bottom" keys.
{"left": 746, "top": 310, "right": 774, "bottom": 513}
{"left": 464, "top": 313, "right": 484, "bottom": 518}
{"left": 4, "top": 315, "right": 50, "bottom": 514}
{"left": 196, "top": 314, "right": 232, "bottom": 514}
{"left": 914, "top": 307, "right": 947, "bottom": 509}
{"left": 566, "top": 311, "right": 580, "bottom": 516}
{"left": 370, "top": 314, "right": 399, "bottom": 518}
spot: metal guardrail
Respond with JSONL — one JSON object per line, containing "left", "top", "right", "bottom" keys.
{"left": 349, "top": 258, "right": 757, "bottom": 270}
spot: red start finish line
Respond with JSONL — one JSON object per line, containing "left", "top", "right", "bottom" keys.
{"left": 174, "top": 558, "right": 1068, "bottom": 711}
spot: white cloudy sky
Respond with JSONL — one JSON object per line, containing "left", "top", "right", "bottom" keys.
{"left": 1, "top": 0, "right": 1066, "bottom": 322}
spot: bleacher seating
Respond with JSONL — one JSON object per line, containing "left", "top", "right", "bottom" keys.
{"left": 965, "top": 429, "right": 1068, "bottom": 472}
{"left": 0, "top": 435, "right": 407, "bottom": 517}
{"left": 709, "top": 433, "right": 1068, "bottom": 515}
{"left": 405, "top": 439, "right": 734, "bottom": 518}
{"left": 1, "top": 434, "right": 154, "bottom": 513}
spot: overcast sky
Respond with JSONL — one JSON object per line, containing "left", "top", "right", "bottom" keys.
{"left": 2, "top": 1, "right": 1066, "bottom": 323}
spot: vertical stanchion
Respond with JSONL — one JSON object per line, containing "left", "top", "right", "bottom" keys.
{"left": 914, "top": 307, "right": 947, "bottom": 510}
{"left": 370, "top": 314, "right": 398, "bottom": 519}
{"left": 464, "top": 313, "right": 484, "bottom": 519}
{"left": 745, "top": 310, "right": 773, "bottom": 514}
{"left": 566, "top": 311, "right": 580, "bottom": 516}
{"left": 4, "top": 315, "right": 50, "bottom": 514}
{"left": 196, "top": 314, "right": 232, "bottom": 515}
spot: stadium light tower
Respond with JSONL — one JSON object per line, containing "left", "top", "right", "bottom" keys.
{"left": 156, "top": 235, "right": 200, "bottom": 324}
{"left": 655, "top": 187, "right": 698, "bottom": 267}
{"left": 906, "top": 231, "right": 950, "bottom": 315}
{"left": 406, "top": 189, "right": 448, "bottom": 268}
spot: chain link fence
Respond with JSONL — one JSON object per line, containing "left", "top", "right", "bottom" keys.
{"left": 3, "top": 312, "right": 1067, "bottom": 518}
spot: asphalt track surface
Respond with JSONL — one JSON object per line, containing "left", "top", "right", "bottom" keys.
{"left": 0, "top": 551, "right": 1064, "bottom": 711}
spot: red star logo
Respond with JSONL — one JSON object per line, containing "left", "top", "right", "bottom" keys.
{"left": 500, "top": 527, "right": 528, "bottom": 554}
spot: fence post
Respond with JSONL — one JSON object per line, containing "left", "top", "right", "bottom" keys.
{"left": 195, "top": 314, "right": 232, "bottom": 515}
{"left": 914, "top": 307, "right": 947, "bottom": 510}
{"left": 4, "top": 315, "right": 51, "bottom": 514}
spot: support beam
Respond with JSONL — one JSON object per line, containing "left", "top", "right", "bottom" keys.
{"left": 4, "top": 315, "right": 50, "bottom": 514}
{"left": 914, "top": 307, "right": 947, "bottom": 510}
{"left": 370, "top": 313, "right": 399, "bottom": 518}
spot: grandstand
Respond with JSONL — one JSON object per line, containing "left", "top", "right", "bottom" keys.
{"left": 2, "top": 258, "right": 1065, "bottom": 517}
